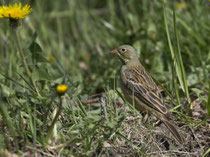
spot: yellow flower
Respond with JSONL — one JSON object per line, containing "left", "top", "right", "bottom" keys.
{"left": 177, "top": 3, "right": 186, "bottom": 9}
{"left": 151, "top": 33, "right": 157, "bottom": 40}
{"left": 0, "top": 3, "right": 32, "bottom": 19}
{"left": 49, "top": 56, "right": 55, "bottom": 63}
{"left": 56, "top": 84, "right": 68, "bottom": 95}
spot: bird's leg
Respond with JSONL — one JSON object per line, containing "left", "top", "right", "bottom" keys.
{"left": 153, "top": 120, "right": 162, "bottom": 127}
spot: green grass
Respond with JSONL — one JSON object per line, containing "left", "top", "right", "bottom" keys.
{"left": 0, "top": 0, "right": 210, "bottom": 156}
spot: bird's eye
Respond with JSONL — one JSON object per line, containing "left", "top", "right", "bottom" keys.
{"left": 121, "top": 48, "right": 126, "bottom": 52}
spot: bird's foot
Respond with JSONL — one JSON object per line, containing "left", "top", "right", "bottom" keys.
{"left": 153, "top": 120, "right": 162, "bottom": 127}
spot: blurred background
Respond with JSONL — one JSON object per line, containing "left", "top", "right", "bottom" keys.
{"left": 0, "top": 0, "right": 209, "bottom": 156}
{"left": 0, "top": 0, "right": 209, "bottom": 95}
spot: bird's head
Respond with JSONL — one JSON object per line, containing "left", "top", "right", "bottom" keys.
{"left": 111, "top": 45, "right": 139, "bottom": 65}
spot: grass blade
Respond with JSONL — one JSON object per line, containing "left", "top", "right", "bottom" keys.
{"left": 173, "top": 9, "right": 190, "bottom": 105}
{"left": 207, "top": 81, "right": 210, "bottom": 117}
{"left": 163, "top": 5, "right": 191, "bottom": 113}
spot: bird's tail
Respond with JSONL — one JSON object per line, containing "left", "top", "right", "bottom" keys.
{"left": 162, "top": 119, "right": 185, "bottom": 144}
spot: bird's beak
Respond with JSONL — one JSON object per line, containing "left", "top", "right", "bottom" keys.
{"left": 110, "top": 49, "right": 118, "bottom": 54}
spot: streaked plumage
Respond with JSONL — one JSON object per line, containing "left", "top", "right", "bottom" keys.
{"left": 111, "top": 45, "right": 185, "bottom": 144}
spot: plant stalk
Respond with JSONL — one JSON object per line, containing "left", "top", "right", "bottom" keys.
{"left": 14, "top": 30, "right": 40, "bottom": 96}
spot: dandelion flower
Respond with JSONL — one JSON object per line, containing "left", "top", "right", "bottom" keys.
{"left": 56, "top": 84, "right": 68, "bottom": 95}
{"left": 49, "top": 56, "right": 55, "bottom": 63}
{"left": 151, "top": 33, "right": 157, "bottom": 40}
{"left": 0, "top": 3, "right": 32, "bottom": 19}
{"left": 0, "top": 3, "right": 32, "bottom": 29}
{"left": 177, "top": 3, "right": 186, "bottom": 9}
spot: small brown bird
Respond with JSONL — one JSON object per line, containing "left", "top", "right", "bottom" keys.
{"left": 111, "top": 45, "right": 185, "bottom": 144}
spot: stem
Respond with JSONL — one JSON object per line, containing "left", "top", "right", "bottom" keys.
{"left": 45, "top": 97, "right": 63, "bottom": 144}
{"left": 14, "top": 30, "right": 40, "bottom": 96}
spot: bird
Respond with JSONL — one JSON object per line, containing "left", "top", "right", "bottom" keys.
{"left": 110, "top": 45, "right": 185, "bottom": 144}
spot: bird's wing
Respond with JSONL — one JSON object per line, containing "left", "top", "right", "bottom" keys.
{"left": 124, "top": 66, "right": 169, "bottom": 116}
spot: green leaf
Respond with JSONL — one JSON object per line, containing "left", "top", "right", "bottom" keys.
{"left": 191, "top": 88, "right": 204, "bottom": 97}
{"left": 29, "top": 42, "right": 42, "bottom": 53}
{"left": 0, "top": 84, "right": 15, "bottom": 97}
{"left": 37, "top": 68, "right": 51, "bottom": 80}
{"left": 87, "top": 114, "right": 102, "bottom": 122}
{"left": 0, "top": 98, "right": 16, "bottom": 137}
{"left": 29, "top": 51, "right": 49, "bottom": 63}
{"left": 29, "top": 41, "right": 48, "bottom": 63}
{"left": 31, "top": 69, "right": 40, "bottom": 82}
{"left": 207, "top": 82, "right": 210, "bottom": 117}
{"left": 87, "top": 109, "right": 101, "bottom": 115}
